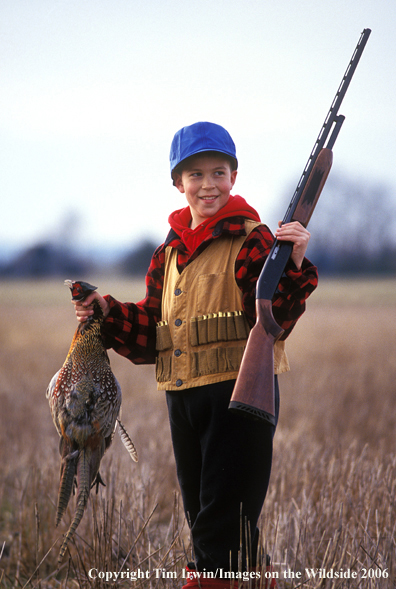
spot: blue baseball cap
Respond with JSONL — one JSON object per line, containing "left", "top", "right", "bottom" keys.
{"left": 169, "top": 121, "right": 238, "bottom": 182}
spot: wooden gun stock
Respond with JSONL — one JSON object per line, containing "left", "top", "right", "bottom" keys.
{"left": 228, "top": 299, "right": 283, "bottom": 423}
{"left": 229, "top": 28, "right": 371, "bottom": 422}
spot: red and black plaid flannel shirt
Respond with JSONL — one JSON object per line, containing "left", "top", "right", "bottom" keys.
{"left": 101, "top": 216, "right": 318, "bottom": 364}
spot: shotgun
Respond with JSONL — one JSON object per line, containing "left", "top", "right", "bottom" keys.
{"left": 229, "top": 28, "right": 371, "bottom": 423}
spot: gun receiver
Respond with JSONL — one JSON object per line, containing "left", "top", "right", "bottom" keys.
{"left": 229, "top": 28, "right": 371, "bottom": 423}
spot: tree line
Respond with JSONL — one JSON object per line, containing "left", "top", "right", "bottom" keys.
{"left": 1, "top": 173, "right": 395, "bottom": 278}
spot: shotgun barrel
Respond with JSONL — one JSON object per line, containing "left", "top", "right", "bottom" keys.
{"left": 229, "top": 28, "right": 371, "bottom": 422}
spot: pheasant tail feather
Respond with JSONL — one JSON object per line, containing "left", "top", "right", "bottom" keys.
{"left": 117, "top": 419, "right": 138, "bottom": 462}
{"left": 55, "top": 453, "right": 77, "bottom": 527}
{"left": 57, "top": 449, "right": 90, "bottom": 565}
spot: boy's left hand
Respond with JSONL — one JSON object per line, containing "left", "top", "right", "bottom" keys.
{"left": 274, "top": 221, "right": 311, "bottom": 270}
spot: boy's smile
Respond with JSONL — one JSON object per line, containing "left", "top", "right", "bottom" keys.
{"left": 174, "top": 153, "right": 237, "bottom": 229}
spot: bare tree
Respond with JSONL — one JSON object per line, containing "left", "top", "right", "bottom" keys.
{"left": 304, "top": 173, "right": 396, "bottom": 274}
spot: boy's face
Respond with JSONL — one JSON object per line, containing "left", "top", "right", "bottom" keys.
{"left": 174, "top": 153, "right": 237, "bottom": 229}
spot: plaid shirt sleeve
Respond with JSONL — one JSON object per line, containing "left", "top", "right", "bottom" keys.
{"left": 100, "top": 246, "right": 165, "bottom": 364}
{"left": 235, "top": 224, "right": 318, "bottom": 339}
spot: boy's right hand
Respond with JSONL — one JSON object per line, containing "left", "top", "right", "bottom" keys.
{"left": 73, "top": 291, "right": 110, "bottom": 323}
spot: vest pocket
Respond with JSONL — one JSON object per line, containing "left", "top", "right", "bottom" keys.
{"left": 190, "top": 311, "right": 249, "bottom": 346}
{"left": 191, "top": 346, "right": 245, "bottom": 378}
{"left": 156, "top": 321, "right": 173, "bottom": 351}
{"left": 155, "top": 355, "right": 172, "bottom": 382}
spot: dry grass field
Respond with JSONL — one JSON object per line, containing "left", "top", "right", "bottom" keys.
{"left": 0, "top": 277, "right": 395, "bottom": 588}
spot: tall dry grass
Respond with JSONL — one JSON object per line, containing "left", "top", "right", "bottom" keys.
{"left": 0, "top": 277, "right": 395, "bottom": 588}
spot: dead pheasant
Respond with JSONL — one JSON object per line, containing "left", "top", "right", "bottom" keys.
{"left": 46, "top": 280, "right": 138, "bottom": 565}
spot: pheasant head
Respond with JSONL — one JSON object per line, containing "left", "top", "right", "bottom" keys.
{"left": 64, "top": 280, "right": 98, "bottom": 302}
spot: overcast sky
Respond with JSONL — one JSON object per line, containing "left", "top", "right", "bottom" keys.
{"left": 1, "top": 0, "right": 394, "bottom": 258}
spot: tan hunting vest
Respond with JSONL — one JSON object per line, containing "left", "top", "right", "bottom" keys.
{"left": 155, "top": 219, "right": 289, "bottom": 391}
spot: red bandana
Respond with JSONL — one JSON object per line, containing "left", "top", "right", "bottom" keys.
{"left": 168, "top": 195, "right": 261, "bottom": 254}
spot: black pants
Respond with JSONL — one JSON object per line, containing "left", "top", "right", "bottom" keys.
{"left": 166, "top": 378, "right": 279, "bottom": 572}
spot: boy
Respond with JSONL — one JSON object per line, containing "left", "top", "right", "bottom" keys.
{"left": 74, "top": 122, "right": 318, "bottom": 587}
